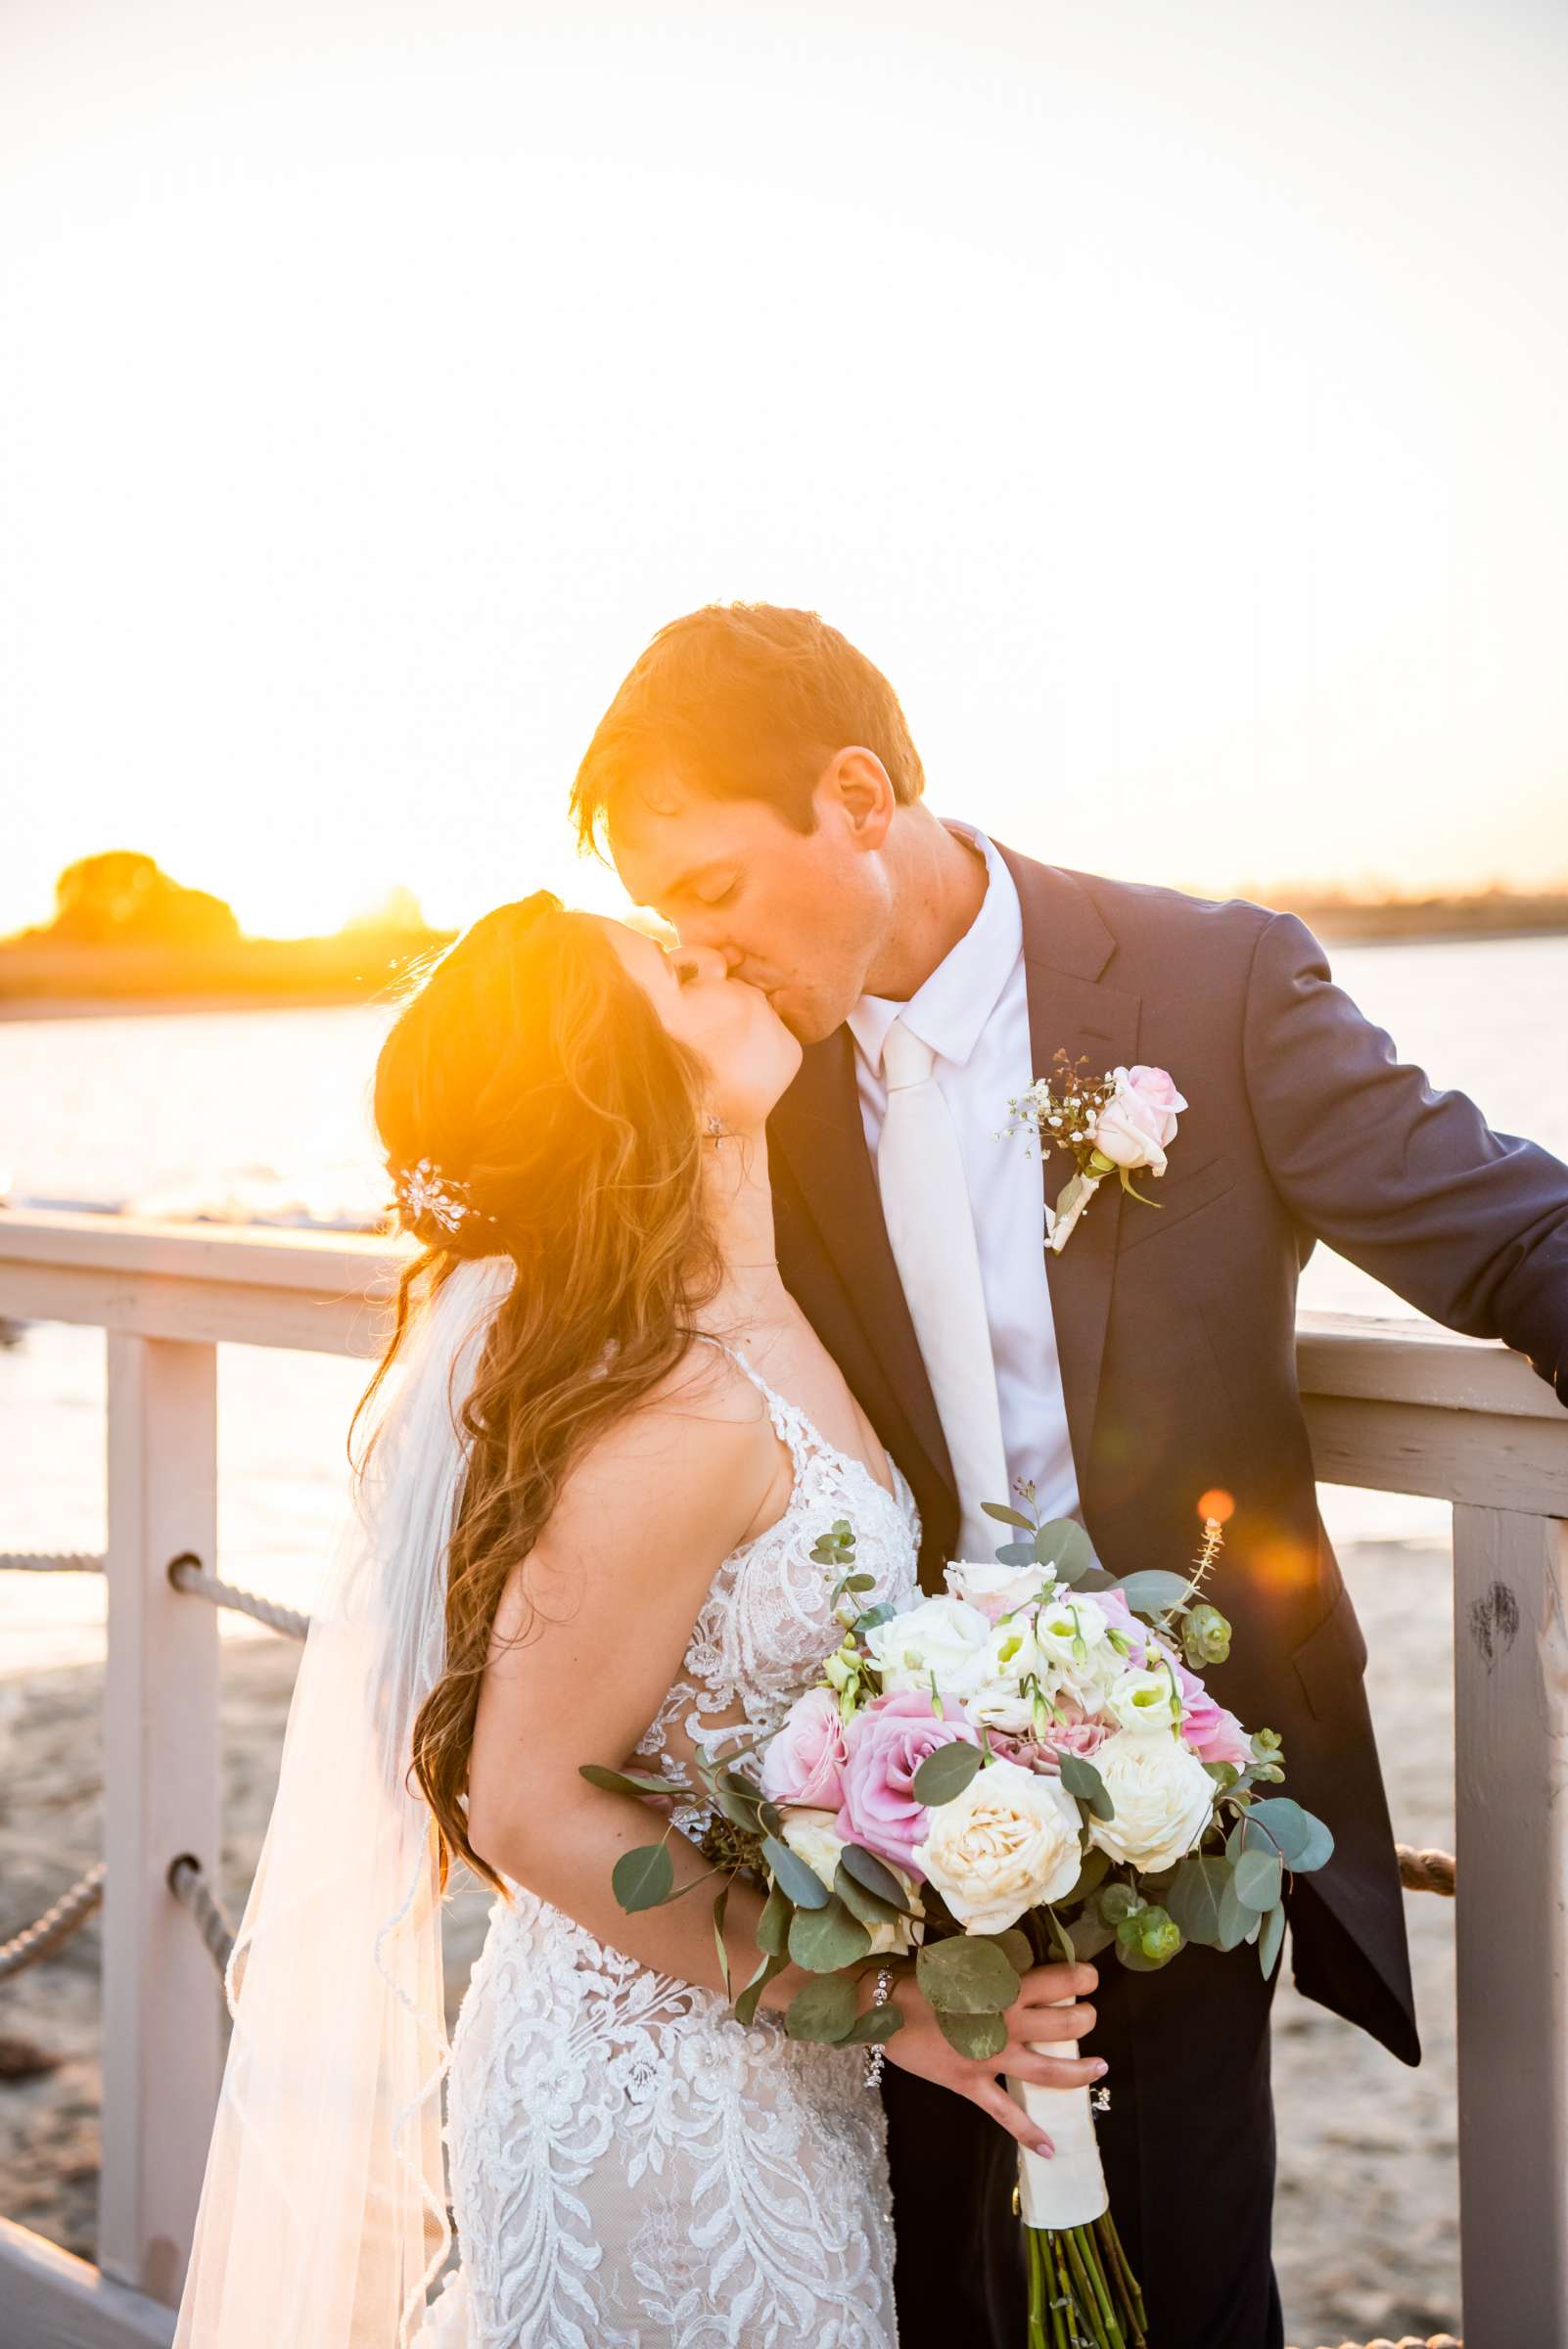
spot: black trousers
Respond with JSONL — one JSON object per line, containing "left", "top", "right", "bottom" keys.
{"left": 881, "top": 1936, "right": 1284, "bottom": 2349}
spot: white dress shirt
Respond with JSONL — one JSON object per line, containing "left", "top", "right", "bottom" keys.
{"left": 847, "top": 821, "right": 1082, "bottom": 1536}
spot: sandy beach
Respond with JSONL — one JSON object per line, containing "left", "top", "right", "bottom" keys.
{"left": 0, "top": 1533, "right": 1459, "bottom": 2348}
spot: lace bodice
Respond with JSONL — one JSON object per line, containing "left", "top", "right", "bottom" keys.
{"left": 433, "top": 1345, "right": 922, "bottom": 2348}
{"left": 634, "top": 1341, "right": 922, "bottom": 1791}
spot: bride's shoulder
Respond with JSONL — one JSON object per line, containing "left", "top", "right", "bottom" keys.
{"left": 530, "top": 1341, "right": 776, "bottom": 1598}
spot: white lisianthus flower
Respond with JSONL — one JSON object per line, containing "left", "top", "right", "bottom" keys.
{"left": 911, "top": 1759, "right": 1084, "bottom": 1933}
{"left": 1105, "top": 1665, "right": 1182, "bottom": 1735}
{"left": 967, "top": 1616, "right": 1045, "bottom": 1734}
{"left": 1033, "top": 1593, "right": 1111, "bottom": 1669}
{"left": 1087, "top": 1729, "right": 1216, "bottom": 1872}
{"left": 865, "top": 1594, "right": 992, "bottom": 1700}
{"left": 945, "top": 1558, "right": 1057, "bottom": 1621}
{"left": 779, "top": 1808, "right": 923, "bottom": 1955}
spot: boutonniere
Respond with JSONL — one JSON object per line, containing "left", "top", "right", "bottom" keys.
{"left": 1002, "top": 1049, "right": 1188, "bottom": 1252}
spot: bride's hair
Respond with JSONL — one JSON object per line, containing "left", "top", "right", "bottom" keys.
{"left": 360, "top": 891, "right": 722, "bottom": 1891}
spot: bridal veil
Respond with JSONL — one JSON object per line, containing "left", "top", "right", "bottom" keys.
{"left": 173, "top": 1257, "right": 514, "bottom": 2348}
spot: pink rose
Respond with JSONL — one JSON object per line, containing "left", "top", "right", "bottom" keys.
{"left": 999, "top": 1714, "right": 1114, "bottom": 1774}
{"left": 836, "top": 1690, "right": 980, "bottom": 1880}
{"left": 1122, "top": 1065, "right": 1187, "bottom": 1145}
{"left": 1173, "top": 1661, "right": 1250, "bottom": 1768}
{"left": 760, "top": 1687, "right": 850, "bottom": 1809}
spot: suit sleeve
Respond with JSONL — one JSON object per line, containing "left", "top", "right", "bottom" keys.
{"left": 1240, "top": 910, "right": 1568, "bottom": 1404}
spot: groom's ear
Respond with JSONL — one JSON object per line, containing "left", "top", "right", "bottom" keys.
{"left": 817, "top": 747, "right": 896, "bottom": 851}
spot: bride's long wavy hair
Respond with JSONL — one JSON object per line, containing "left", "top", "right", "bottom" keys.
{"left": 358, "top": 892, "right": 722, "bottom": 1893}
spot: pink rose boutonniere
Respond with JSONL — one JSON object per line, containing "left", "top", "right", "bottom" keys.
{"left": 1002, "top": 1049, "right": 1188, "bottom": 1252}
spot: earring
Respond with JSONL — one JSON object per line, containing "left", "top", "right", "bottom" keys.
{"left": 706, "top": 1114, "right": 729, "bottom": 1149}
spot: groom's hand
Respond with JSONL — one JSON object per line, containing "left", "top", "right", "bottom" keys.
{"left": 881, "top": 1959, "right": 1105, "bottom": 2158}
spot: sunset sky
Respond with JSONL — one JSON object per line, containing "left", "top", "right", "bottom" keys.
{"left": 3, "top": 0, "right": 1566, "bottom": 940}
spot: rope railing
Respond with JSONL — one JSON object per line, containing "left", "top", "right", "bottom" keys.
{"left": 0, "top": 1859, "right": 106, "bottom": 1979}
{"left": 0, "top": 1549, "right": 105, "bottom": 1572}
{"left": 165, "top": 1550, "right": 310, "bottom": 1641}
{"left": 1395, "top": 1844, "right": 1454, "bottom": 1898}
{"left": 167, "top": 1855, "right": 237, "bottom": 1977}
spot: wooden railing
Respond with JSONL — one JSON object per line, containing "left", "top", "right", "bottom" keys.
{"left": 2, "top": 1207, "right": 1565, "bottom": 2349}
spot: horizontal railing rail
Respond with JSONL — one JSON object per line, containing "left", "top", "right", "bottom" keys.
{"left": 3, "top": 1206, "right": 1565, "bottom": 2347}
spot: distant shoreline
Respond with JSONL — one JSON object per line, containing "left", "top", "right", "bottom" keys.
{"left": 1, "top": 903, "right": 1564, "bottom": 1021}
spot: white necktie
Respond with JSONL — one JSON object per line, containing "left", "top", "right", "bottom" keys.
{"left": 876, "top": 1017, "right": 1010, "bottom": 1562}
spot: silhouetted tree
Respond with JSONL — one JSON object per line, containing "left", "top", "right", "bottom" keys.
{"left": 49, "top": 852, "right": 240, "bottom": 946}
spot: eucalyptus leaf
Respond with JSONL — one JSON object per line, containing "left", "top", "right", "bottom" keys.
{"left": 834, "top": 1861, "right": 904, "bottom": 1932}
{"left": 784, "top": 1973, "right": 858, "bottom": 2044}
{"left": 756, "top": 1880, "right": 794, "bottom": 1956}
{"left": 916, "top": 1936, "right": 1020, "bottom": 2014}
{"left": 840, "top": 1842, "right": 913, "bottom": 1913}
{"left": 936, "top": 2007, "right": 1008, "bottom": 2060}
{"left": 713, "top": 1883, "right": 731, "bottom": 2000}
{"left": 1064, "top": 1846, "right": 1112, "bottom": 1906}
{"left": 1165, "top": 1855, "right": 1234, "bottom": 1949}
{"left": 993, "top": 1540, "right": 1038, "bottom": 1568}
{"left": 761, "top": 1834, "right": 831, "bottom": 1910}
{"left": 1067, "top": 1911, "right": 1118, "bottom": 1960}
{"left": 853, "top": 1601, "right": 897, "bottom": 1633}
{"left": 579, "top": 1763, "right": 690, "bottom": 1802}
{"left": 1113, "top": 1570, "right": 1195, "bottom": 1618}
{"left": 1246, "top": 1799, "right": 1335, "bottom": 1873}
{"left": 713, "top": 1773, "right": 762, "bottom": 1830}
{"left": 612, "top": 1843, "right": 675, "bottom": 1913}
{"left": 973, "top": 1928, "right": 1034, "bottom": 1977}
{"left": 758, "top": 1800, "right": 784, "bottom": 1838}
{"left": 788, "top": 1895, "right": 873, "bottom": 1973}
{"left": 1216, "top": 1870, "right": 1255, "bottom": 1953}
{"left": 1035, "top": 1520, "right": 1095, "bottom": 1583}
{"left": 1234, "top": 1848, "right": 1283, "bottom": 1912}
{"left": 911, "top": 1740, "right": 984, "bottom": 1807}
{"left": 982, "top": 1501, "right": 1037, "bottom": 1530}
{"left": 1058, "top": 1752, "right": 1114, "bottom": 1820}
{"left": 842, "top": 2002, "right": 905, "bottom": 2047}
{"left": 1096, "top": 1881, "right": 1142, "bottom": 1925}
{"left": 1258, "top": 1902, "right": 1286, "bottom": 1982}
{"left": 734, "top": 1948, "right": 789, "bottom": 2027}
{"left": 1115, "top": 1935, "right": 1169, "bottom": 1973}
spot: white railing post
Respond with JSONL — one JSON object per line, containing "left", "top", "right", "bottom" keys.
{"left": 99, "top": 1335, "right": 222, "bottom": 2309}
{"left": 1452, "top": 1501, "right": 1568, "bottom": 2349}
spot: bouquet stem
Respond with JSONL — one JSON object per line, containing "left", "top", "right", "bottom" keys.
{"left": 1025, "top": 2218, "right": 1145, "bottom": 2348}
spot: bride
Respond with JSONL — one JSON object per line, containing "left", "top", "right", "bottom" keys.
{"left": 172, "top": 893, "right": 1099, "bottom": 2349}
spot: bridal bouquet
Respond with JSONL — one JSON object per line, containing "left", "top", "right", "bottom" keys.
{"left": 586, "top": 1504, "right": 1332, "bottom": 2349}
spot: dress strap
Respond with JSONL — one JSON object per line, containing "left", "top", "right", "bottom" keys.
{"left": 693, "top": 1333, "right": 809, "bottom": 1469}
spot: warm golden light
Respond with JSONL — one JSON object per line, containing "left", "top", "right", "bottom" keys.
{"left": 4, "top": 2, "right": 1566, "bottom": 943}
{"left": 1197, "top": 1488, "right": 1236, "bottom": 1526}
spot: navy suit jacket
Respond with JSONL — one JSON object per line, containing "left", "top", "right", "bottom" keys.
{"left": 767, "top": 847, "right": 1568, "bottom": 2068}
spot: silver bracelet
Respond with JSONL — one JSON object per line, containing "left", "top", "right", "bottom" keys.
{"left": 862, "top": 1963, "right": 897, "bottom": 2090}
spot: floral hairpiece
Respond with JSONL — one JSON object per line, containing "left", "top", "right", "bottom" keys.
{"left": 393, "top": 1156, "right": 496, "bottom": 1237}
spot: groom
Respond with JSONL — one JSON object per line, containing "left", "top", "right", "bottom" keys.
{"left": 571, "top": 603, "right": 1568, "bottom": 2348}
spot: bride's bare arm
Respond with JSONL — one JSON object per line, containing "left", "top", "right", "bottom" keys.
{"left": 463, "top": 1357, "right": 809, "bottom": 2008}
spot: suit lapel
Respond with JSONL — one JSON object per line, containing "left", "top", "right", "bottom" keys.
{"left": 768, "top": 1029, "right": 956, "bottom": 1503}
{"left": 998, "top": 847, "right": 1142, "bottom": 1486}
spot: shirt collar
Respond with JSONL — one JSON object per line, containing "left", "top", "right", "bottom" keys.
{"left": 847, "top": 820, "right": 1023, "bottom": 1076}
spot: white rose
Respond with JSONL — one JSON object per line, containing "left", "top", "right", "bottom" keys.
{"left": 911, "top": 1759, "right": 1084, "bottom": 1934}
{"left": 945, "top": 1558, "right": 1056, "bottom": 1621}
{"left": 1105, "top": 1665, "right": 1182, "bottom": 1735}
{"left": 779, "top": 1808, "right": 923, "bottom": 1956}
{"left": 1087, "top": 1729, "right": 1216, "bottom": 1872}
{"left": 865, "top": 1594, "right": 992, "bottom": 1700}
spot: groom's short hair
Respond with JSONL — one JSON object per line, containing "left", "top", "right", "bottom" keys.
{"left": 572, "top": 603, "right": 925, "bottom": 844}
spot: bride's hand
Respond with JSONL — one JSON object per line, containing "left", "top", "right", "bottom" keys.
{"left": 878, "top": 1959, "right": 1105, "bottom": 2157}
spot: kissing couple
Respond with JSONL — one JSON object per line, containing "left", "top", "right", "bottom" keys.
{"left": 175, "top": 604, "right": 1568, "bottom": 2349}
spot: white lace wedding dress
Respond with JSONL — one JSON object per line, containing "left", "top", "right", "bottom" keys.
{"left": 423, "top": 1344, "right": 922, "bottom": 2349}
